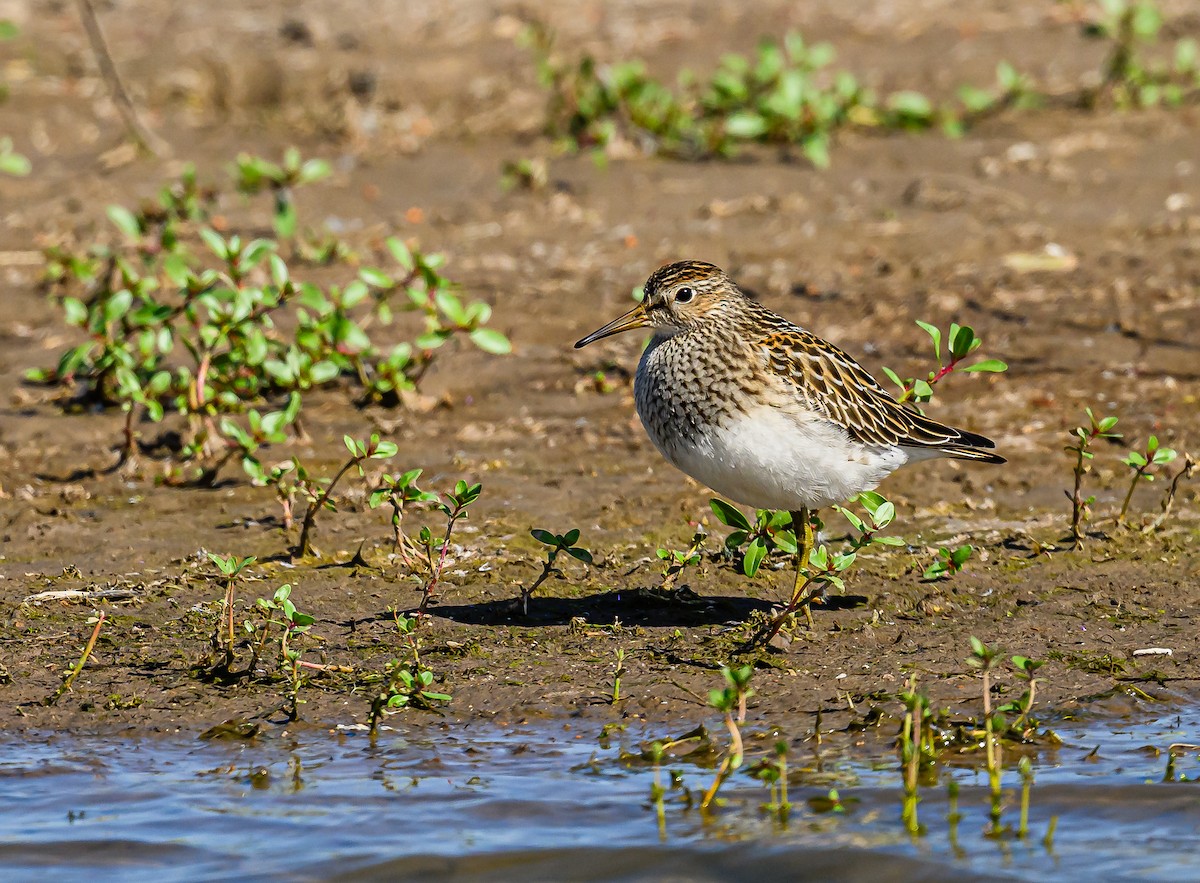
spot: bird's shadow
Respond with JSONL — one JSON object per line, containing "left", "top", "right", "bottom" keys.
{"left": 425, "top": 586, "right": 869, "bottom": 628}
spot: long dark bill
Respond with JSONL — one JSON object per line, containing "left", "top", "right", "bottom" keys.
{"left": 573, "top": 303, "right": 651, "bottom": 348}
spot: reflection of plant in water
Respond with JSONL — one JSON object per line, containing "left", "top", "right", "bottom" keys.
{"left": 700, "top": 664, "right": 753, "bottom": 812}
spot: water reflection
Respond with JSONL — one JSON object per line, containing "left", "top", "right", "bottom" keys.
{"left": 0, "top": 709, "right": 1196, "bottom": 882}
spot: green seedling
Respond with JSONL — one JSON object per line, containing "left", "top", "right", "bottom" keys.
{"left": 750, "top": 740, "right": 791, "bottom": 823}
{"left": 1065, "top": 408, "right": 1121, "bottom": 549}
{"left": 611, "top": 647, "right": 626, "bottom": 704}
{"left": 208, "top": 553, "right": 256, "bottom": 671}
{"left": 923, "top": 544, "right": 973, "bottom": 581}
{"left": 881, "top": 321, "right": 1007, "bottom": 406}
{"left": 898, "top": 674, "right": 935, "bottom": 835}
{"left": 31, "top": 165, "right": 509, "bottom": 484}
{"left": 367, "top": 613, "right": 451, "bottom": 736}
{"left": 700, "top": 665, "right": 753, "bottom": 813}
{"left": 1118, "top": 435, "right": 1177, "bottom": 526}
{"left": 709, "top": 499, "right": 798, "bottom": 578}
{"left": 293, "top": 434, "right": 397, "bottom": 559}
{"left": 1083, "top": 0, "right": 1200, "bottom": 109}
{"left": 45, "top": 611, "right": 106, "bottom": 706}
{"left": 0, "top": 135, "right": 29, "bottom": 176}
{"left": 232, "top": 147, "right": 331, "bottom": 239}
{"left": 997, "top": 654, "right": 1045, "bottom": 737}
{"left": 416, "top": 480, "right": 483, "bottom": 612}
{"left": 253, "top": 584, "right": 315, "bottom": 720}
{"left": 369, "top": 469, "right": 439, "bottom": 566}
{"left": 522, "top": 527, "right": 593, "bottom": 614}
{"left": 752, "top": 492, "right": 904, "bottom": 646}
{"left": 967, "top": 636, "right": 1006, "bottom": 837}
{"left": 656, "top": 528, "right": 706, "bottom": 590}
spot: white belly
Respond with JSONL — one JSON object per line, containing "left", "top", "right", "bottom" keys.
{"left": 647, "top": 405, "right": 920, "bottom": 511}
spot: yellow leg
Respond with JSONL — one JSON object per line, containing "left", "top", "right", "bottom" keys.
{"left": 788, "top": 508, "right": 813, "bottom": 605}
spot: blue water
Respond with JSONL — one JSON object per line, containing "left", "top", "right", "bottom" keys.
{"left": 0, "top": 708, "right": 1197, "bottom": 882}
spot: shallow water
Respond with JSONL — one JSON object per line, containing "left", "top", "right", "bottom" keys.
{"left": 1, "top": 708, "right": 1198, "bottom": 882}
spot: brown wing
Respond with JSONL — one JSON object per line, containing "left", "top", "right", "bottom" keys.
{"left": 760, "top": 328, "right": 999, "bottom": 454}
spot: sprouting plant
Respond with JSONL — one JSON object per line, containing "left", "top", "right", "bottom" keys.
{"left": 416, "top": 480, "right": 483, "bottom": 612}
{"left": 367, "top": 613, "right": 451, "bottom": 736}
{"left": 611, "top": 647, "right": 626, "bottom": 704}
{"left": 369, "top": 468, "right": 439, "bottom": 566}
{"left": 967, "top": 636, "right": 1006, "bottom": 836}
{"left": 922, "top": 544, "right": 973, "bottom": 581}
{"left": 208, "top": 553, "right": 256, "bottom": 672}
{"left": 1118, "top": 435, "right": 1178, "bottom": 526}
{"left": 1065, "top": 408, "right": 1121, "bottom": 549}
{"left": 997, "top": 655, "right": 1045, "bottom": 738}
{"left": 293, "top": 434, "right": 397, "bottom": 559}
{"left": 656, "top": 528, "right": 706, "bottom": 590}
{"left": 250, "top": 584, "right": 315, "bottom": 720}
{"left": 750, "top": 740, "right": 791, "bottom": 823}
{"left": 500, "top": 157, "right": 549, "bottom": 191}
{"left": 709, "top": 499, "right": 798, "bottom": 577}
{"left": 29, "top": 164, "right": 509, "bottom": 484}
{"left": 881, "top": 322, "right": 1007, "bottom": 406}
{"left": 521, "top": 527, "right": 593, "bottom": 614}
{"left": 752, "top": 492, "right": 904, "bottom": 646}
{"left": 45, "top": 611, "right": 107, "bottom": 706}
{"left": 700, "top": 665, "right": 753, "bottom": 813}
{"left": 232, "top": 148, "right": 332, "bottom": 239}
{"left": 0, "top": 135, "right": 29, "bottom": 176}
{"left": 1143, "top": 452, "right": 1197, "bottom": 534}
{"left": 898, "top": 674, "right": 936, "bottom": 835}
{"left": 1083, "top": 0, "right": 1200, "bottom": 109}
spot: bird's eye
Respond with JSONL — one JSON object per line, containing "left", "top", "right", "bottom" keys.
{"left": 675, "top": 287, "right": 694, "bottom": 304}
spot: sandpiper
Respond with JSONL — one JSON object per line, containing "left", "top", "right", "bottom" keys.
{"left": 575, "top": 260, "right": 1004, "bottom": 611}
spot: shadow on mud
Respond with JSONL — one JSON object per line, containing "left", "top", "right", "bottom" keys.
{"left": 427, "top": 587, "right": 869, "bottom": 628}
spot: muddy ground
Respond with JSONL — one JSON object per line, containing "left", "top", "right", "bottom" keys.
{"left": 1, "top": 0, "right": 1198, "bottom": 743}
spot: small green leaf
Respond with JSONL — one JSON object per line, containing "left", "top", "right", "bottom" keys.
{"left": 743, "top": 537, "right": 767, "bottom": 577}
{"left": 963, "top": 359, "right": 1007, "bottom": 373}
{"left": 469, "top": 328, "right": 512, "bottom": 355}
{"left": 710, "top": 498, "right": 751, "bottom": 531}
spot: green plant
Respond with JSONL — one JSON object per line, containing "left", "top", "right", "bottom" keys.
{"left": 416, "top": 480, "right": 483, "bottom": 611}
{"left": 369, "top": 468, "right": 439, "bottom": 565}
{"left": 898, "top": 674, "right": 936, "bottom": 835}
{"left": 367, "top": 613, "right": 451, "bottom": 735}
{"left": 967, "top": 636, "right": 1006, "bottom": 837}
{"left": 232, "top": 147, "right": 331, "bottom": 239}
{"left": 750, "top": 740, "right": 791, "bottom": 823}
{"left": 709, "top": 500, "right": 798, "bottom": 578}
{"left": 1083, "top": 0, "right": 1200, "bottom": 108}
{"left": 1065, "top": 408, "right": 1121, "bottom": 548}
{"left": 30, "top": 164, "right": 508, "bottom": 483}
{"left": 293, "top": 434, "right": 397, "bottom": 559}
{"left": 45, "top": 611, "right": 106, "bottom": 706}
{"left": 997, "top": 654, "right": 1045, "bottom": 737}
{"left": 881, "top": 322, "right": 1007, "bottom": 406}
{"left": 750, "top": 492, "right": 903, "bottom": 646}
{"left": 1142, "top": 452, "right": 1197, "bottom": 533}
{"left": 252, "top": 584, "right": 315, "bottom": 720}
{"left": 611, "top": 647, "right": 626, "bottom": 704}
{"left": 208, "top": 553, "right": 256, "bottom": 671}
{"left": 656, "top": 528, "right": 706, "bottom": 590}
{"left": 922, "top": 544, "right": 973, "bottom": 581}
{"left": 699, "top": 665, "right": 753, "bottom": 812}
{"left": 521, "top": 527, "right": 593, "bottom": 613}
{"left": 0, "top": 135, "right": 29, "bottom": 176}
{"left": 1118, "top": 435, "right": 1177, "bottom": 526}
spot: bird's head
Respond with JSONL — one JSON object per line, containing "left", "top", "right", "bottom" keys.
{"left": 574, "top": 260, "right": 741, "bottom": 348}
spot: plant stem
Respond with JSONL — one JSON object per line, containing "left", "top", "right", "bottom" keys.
{"left": 1117, "top": 465, "right": 1148, "bottom": 526}
{"left": 294, "top": 455, "right": 361, "bottom": 558}
{"left": 46, "top": 611, "right": 107, "bottom": 706}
